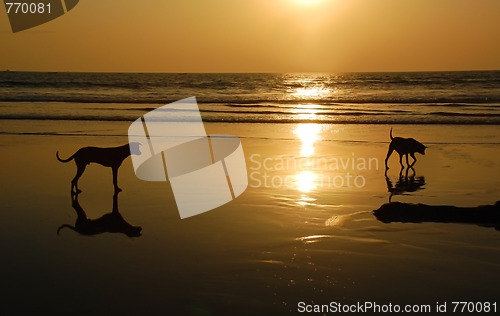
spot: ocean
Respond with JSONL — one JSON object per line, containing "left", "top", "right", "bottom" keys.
{"left": 1, "top": 71, "right": 499, "bottom": 125}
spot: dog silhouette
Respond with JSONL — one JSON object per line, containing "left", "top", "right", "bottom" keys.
{"left": 57, "top": 143, "right": 141, "bottom": 194}
{"left": 385, "top": 128, "right": 426, "bottom": 170}
{"left": 57, "top": 192, "right": 142, "bottom": 237}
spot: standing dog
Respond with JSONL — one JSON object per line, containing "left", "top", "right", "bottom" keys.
{"left": 385, "top": 129, "right": 426, "bottom": 170}
{"left": 56, "top": 143, "right": 141, "bottom": 194}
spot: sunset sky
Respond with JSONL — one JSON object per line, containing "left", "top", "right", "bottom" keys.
{"left": 1, "top": 0, "right": 499, "bottom": 72}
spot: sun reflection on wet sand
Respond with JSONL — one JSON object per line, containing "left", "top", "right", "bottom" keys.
{"left": 295, "top": 171, "right": 318, "bottom": 193}
{"left": 293, "top": 123, "right": 324, "bottom": 203}
{"left": 297, "top": 194, "right": 317, "bottom": 207}
{"left": 294, "top": 123, "right": 322, "bottom": 157}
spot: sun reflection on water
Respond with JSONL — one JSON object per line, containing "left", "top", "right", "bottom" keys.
{"left": 292, "top": 87, "right": 330, "bottom": 99}
{"left": 292, "top": 103, "right": 321, "bottom": 114}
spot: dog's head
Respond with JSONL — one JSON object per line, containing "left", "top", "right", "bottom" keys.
{"left": 125, "top": 225, "right": 142, "bottom": 238}
{"left": 417, "top": 144, "right": 427, "bottom": 155}
{"left": 129, "top": 142, "right": 142, "bottom": 156}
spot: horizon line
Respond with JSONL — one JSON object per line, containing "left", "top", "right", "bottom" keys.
{"left": 2, "top": 69, "right": 500, "bottom": 74}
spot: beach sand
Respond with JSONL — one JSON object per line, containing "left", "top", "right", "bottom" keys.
{"left": 1, "top": 120, "right": 500, "bottom": 315}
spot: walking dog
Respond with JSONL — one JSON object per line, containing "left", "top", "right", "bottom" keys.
{"left": 385, "top": 129, "right": 426, "bottom": 170}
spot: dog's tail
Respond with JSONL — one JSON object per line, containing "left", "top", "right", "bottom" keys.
{"left": 56, "top": 151, "right": 75, "bottom": 163}
{"left": 57, "top": 224, "right": 76, "bottom": 235}
{"left": 390, "top": 128, "right": 394, "bottom": 140}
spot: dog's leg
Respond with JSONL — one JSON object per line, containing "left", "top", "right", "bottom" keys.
{"left": 409, "top": 152, "right": 417, "bottom": 167}
{"left": 112, "top": 167, "right": 122, "bottom": 192}
{"left": 72, "top": 164, "right": 86, "bottom": 194}
{"left": 398, "top": 153, "right": 404, "bottom": 168}
{"left": 112, "top": 191, "right": 119, "bottom": 213}
{"left": 384, "top": 146, "right": 394, "bottom": 170}
{"left": 405, "top": 154, "right": 410, "bottom": 168}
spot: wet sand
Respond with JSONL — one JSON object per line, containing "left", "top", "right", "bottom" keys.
{"left": 1, "top": 121, "right": 500, "bottom": 315}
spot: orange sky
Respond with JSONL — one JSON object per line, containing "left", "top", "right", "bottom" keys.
{"left": 1, "top": 0, "right": 499, "bottom": 72}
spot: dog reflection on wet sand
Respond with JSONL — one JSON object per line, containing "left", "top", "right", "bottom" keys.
{"left": 386, "top": 167, "right": 426, "bottom": 203}
{"left": 57, "top": 192, "right": 142, "bottom": 238}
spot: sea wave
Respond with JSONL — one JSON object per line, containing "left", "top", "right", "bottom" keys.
{"left": 1, "top": 95, "right": 500, "bottom": 104}
{"left": 1, "top": 113, "right": 499, "bottom": 125}
{"left": 1, "top": 71, "right": 499, "bottom": 125}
